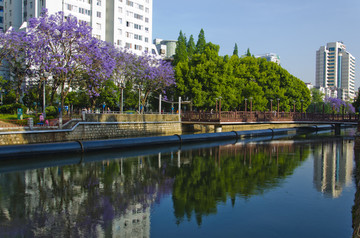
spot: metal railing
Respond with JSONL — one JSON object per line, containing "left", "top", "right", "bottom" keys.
{"left": 181, "top": 111, "right": 360, "bottom": 123}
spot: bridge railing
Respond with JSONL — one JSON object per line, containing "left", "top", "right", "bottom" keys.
{"left": 181, "top": 111, "right": 359, "bottom": 123}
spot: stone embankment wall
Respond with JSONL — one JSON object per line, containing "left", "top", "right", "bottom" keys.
{"left": 0, "top": 114, "right": 181, "bottom": 145}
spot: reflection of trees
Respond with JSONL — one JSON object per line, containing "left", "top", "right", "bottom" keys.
{"left": 172, "top": 143, "right": 310, "bottom": 225}
{"left": 353, "top": 139, "right": 360, "bottom": 237}
{"left": 0, "top": 154, "right": 174, "bottom": 237}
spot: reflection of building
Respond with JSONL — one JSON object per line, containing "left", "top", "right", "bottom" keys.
{"left": 313, "top": 140, "right": 353, "bottom": 198}
{"left": 110, "top": 205, "right": 150, "bottom": 238}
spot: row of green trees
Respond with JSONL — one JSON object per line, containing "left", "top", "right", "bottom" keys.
{"left": 171, "top": 29, "right": 312, "bottom": 112}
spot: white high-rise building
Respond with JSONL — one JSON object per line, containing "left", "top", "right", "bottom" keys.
{"left": 316, "top": 42, "right": 356, "bottom": 101}
{"left": 255, "top": 53, "right": 281, "bottom": 65}
{"left": 1, "top": 0, "right": 155, "bottom": 55}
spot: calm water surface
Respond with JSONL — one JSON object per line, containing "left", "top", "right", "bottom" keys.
{"left": 0, "top": 129, "right": 358, "bottom": 237}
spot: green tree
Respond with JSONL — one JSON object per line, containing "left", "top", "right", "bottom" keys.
{"left": 307, "top": 87, "right": 324, "bottom": 113}
{"left": 233, "top": 43, "right": 239, "bottom": 57}
{"left": 174, "top": 31, "right": 188, "bottom": 65}
{"left": 195, "top": 29, "right": 206, "bottom": 55}
{"left": 353, "top": 88, "right": 360, "bottom": 113}
{"left": 97, "top": 80, "right": 120, "bottom": 110}
{"left": 246, "top": 48, "right": 252, "bottom": 57}
{"left": 187, "top": 35, "right": 196, "bottom": 59}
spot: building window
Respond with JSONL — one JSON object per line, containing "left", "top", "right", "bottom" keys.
{"left": 118, "top": 29, "right": 122, "bottom": 35}
{"left": 97, "top": 0, "right": 101, "bottom": 6}
{"left": 118, "top": 18, "right": 122, "bottom": 24}
{"left": 145, "top": 7, "right": 149, "bottom": 13}
{"left": 126, "top": 0, "right": 133, "bottom": 7}
{"left": 96, "top": 23, "right": 101, "bottom": 30}
{"left": 30, "top": 1, "right": 32, "bottom": 8}
{"left": 145, "top": 17, "right": 149, "bottom": 23}
{"left": 134, "top": 24, "right": 142, "bottom": 30}
{"left": 96, "top": 11, "right": 101, "bottom": 18}
{"left": 125, "top": 43, "right": 132, "bottom": 49}
{"left": 117, "top": 40, "right": 122, "bottom": 45}
{"left": 118, "top": 7, "right": 122, "bottom": 13}
{"left": 145, "top": 37, "right": 148, "bottom": 43}
{"left": 134, "top": 14, "right": 143, "bottom": 20}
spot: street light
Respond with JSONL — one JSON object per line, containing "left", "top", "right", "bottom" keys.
{"left": 137, "top": 85, "right": 142, "bottom": 114}
{"left": 0, "top": 89, "right": 4, "bottom": 105}
{"left": 270, "top": 99, "right": 273, "bottom": 112}
{"left": 216, "top": 96, "right": 222, "bottom": 112}
{"left": 43, "top": 72, "right": 49, "bottom": 118}
{"left": 215, "top": 98, "right": 218, "bottom": 112}
{"left": 277, "top": 98, "right": 280, "bottom": 118}
{"left": 245, "top": 98, "right": 248, "bottom": 113}
{"left": 249, "top": 97, "right": 253, "bottom": 114}
{"left": 293, "top": 100, "right": 296, "bottom": 113}
{"left": 118, "top": 77, "right": 125, "bottom": 113}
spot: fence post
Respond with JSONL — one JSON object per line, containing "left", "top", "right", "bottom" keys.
{"left": 28, "top": 118, "right": 33, "bottom": 130}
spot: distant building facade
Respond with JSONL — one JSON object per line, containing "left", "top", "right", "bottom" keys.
{"left": 255, "top": 53, "right": 280, "bottom": 65}
{"left": 154, "top": 38, "right": 177, "bottom": 58}
{"left": 1, "top": 0, "right": 156, "bottom": 55}
{"left": 316, "top": 42, "right": 355, "bottom": 101}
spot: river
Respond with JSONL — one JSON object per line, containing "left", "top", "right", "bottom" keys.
{"left": 0, "top": 128, "right": 358, "bottom": 237}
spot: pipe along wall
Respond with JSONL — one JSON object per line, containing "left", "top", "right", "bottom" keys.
{"left": 0, "top": 125, "right": 334, "bottom": 160}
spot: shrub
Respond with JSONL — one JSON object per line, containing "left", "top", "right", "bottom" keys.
{"left": 45, "top": 106, "right": 58, "bottom": 118}
{"left": 0, "top": 103, "right": 27, "bottom": 114}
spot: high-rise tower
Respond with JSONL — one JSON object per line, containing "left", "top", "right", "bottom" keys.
{"left": 2, "top": 0, "right": 155, "bottom": 55}
{"left": 316, "top": 42, "right": 355, "bottom": 101}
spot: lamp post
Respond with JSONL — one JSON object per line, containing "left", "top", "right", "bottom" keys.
{"left": 301, "top": 99, "right": 304, "bottom": 119}
{"left": 249, "top": 97, "right": 253, "bottom": 114}
{"left": 245, "top": 98, "right": 248, "bottom": 113}
{"left": 270, "top": 99, "right": 273, "bottom": 112}
{"left": 218, "top": 96, "right": 222, "bottom": 113}
{"left": 277, "top": 98, "right": 280, "bottom": 118}
{"left": 42, "top": 72, "right": 49, "bottom": 118}
{"left": 0, "top": 89, "right": 4, "bottom": 105}
{"left": 293, "top": 100, "right": 296, "bottom": 113}
{"left": 118, "top": 76, "right": 125, "bottom": 114}
{"left": 137, "top": 85, "right": 142, "bottom": 114}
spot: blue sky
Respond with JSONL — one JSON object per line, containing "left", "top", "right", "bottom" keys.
{"left": 152, "top": 0, "right": 360, "bottom": 88}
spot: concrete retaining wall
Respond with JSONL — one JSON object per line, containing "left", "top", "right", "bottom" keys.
{"left": 0, "top": 114, "right": 182, "bottom": 145}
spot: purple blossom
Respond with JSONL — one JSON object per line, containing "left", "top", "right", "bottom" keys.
{"left": 325, "top": 97, "right": 355, "bottom": 113}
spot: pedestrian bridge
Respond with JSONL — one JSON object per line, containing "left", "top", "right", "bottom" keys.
{"left": 181, "top": 111, "right": 359, "bottom": 134}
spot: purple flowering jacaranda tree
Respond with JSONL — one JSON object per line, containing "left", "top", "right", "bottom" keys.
{"left": 2, "top": 29, "right": 38, "bottom": 102}
{"left": 27, "top": 9, "right": 115, "bottom": 112}
{"left": 132, "top": 53, "right": 175, "bottom": 113}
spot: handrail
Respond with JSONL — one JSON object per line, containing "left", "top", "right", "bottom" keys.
{"left": 181, "top": 111, "right": 359, "bottom": 123}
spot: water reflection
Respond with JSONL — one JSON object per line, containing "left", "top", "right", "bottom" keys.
{"left": 313, "top": 139, "right": 354, "bottom": 198}
{"left": 172, "top": 141, "right": 309, "bottom": 225}
{"left": 0, "top": 133, "right": 356, "bottom": 237}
